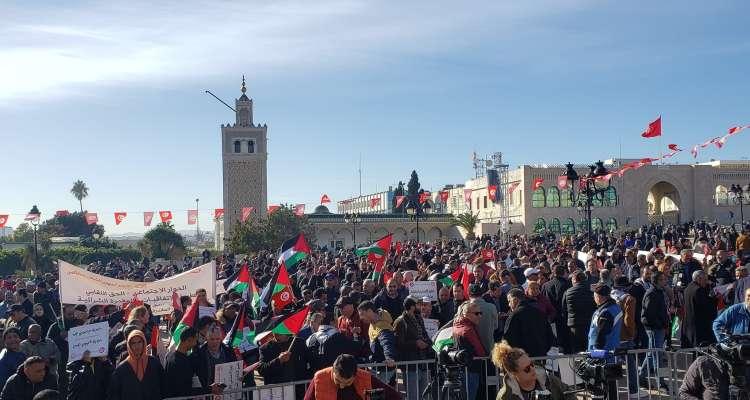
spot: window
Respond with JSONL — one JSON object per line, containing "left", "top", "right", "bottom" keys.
{"left": 233, "top": 140, "right": 241, "bottom": 153}
{"left": 576, "top": 219, "right": 588, "bottom": 232}
{"left": 533, "top": 218, "right": 546, "bottom": 233}
{"left": 592, "top": 192, "right": 604, "bottom": 207}
{"left": 604, "top": 187, "right": 618, "bottom": 206}
{"left": 592, "top": 217, "right": 603, "bottom": 231}
{"left": 477, "top": 197, "right": 480, "bottom": 210}
{"left": 546, "top": 187, "right": 560, "bottom": 207}
{"left": 716, "top": 185, "right": 729, "bottom": 206}
{"left": 606, "top": 217, "right": 617, "bottom": 232}
{"left": 247, "top": 140, "right": 255, "bottom": 153}
{"left": 532, "top": 188, "right": 546, "bottom": 208}
{"left": 483, "top": 196, "right": 487, "bottom": 209}
{"left": 560, "top": 189, "right": 572, "bottom": 207}
{"left": 549, "top": 218, "right": 561, "bottom": 233}
{"left": 561, "top": 218, "right": 575, "bottom": 234}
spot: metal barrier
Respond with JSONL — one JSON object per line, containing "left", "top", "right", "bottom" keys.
{"left": 163, "top": 349, "right": 699, "bottom": 400}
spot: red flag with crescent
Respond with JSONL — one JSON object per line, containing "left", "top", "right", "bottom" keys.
{"left": 267, "top": 205, "right": 281, "bottom": 214}
{"left": 557, "top": 176, "right": 568, "bottom": 190}
{"left": 532, "top": 178, "right": 544, "bottom": 191}
{"left": 114, "top": 212, "right": 127, "bottom": 225}
{"left": 214, "top": 208, "right": 224, "bottom": 219}
{"left": 370, "top": 197, "right": 381, "bottom": 208}
{"left": 641, "top": 116, "right": 662, "bottom": 138}
{"left": 395, "top": 196, "right": 406, "bottom": 209}
{"left": 321, "top": 194, "right": 331, "bottom": 204}
{"left": 159, "top": 210, "right": 173, "bottom": 223}
{"left": 507, "top": 182, "right": 520, "bottom": 195}
{"left": 143, "top": 212, "right": 154, "bottom": 226}
{"left": 0, "top": 215, "right": 7, "bottom": 228}
{"left": 85, "top": 212, "right": 98, "bottom": 225}
{"left": 187, "top": 210, "right": 198, "bottom": 225}
{"left": 463, "top": 189, "right": 472, "bottom": 204}
{"left": 294, "top": 204, "right": 305, "bottom": 216}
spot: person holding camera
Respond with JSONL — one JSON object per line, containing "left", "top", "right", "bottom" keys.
{"left": 492, "top": 341, "right": 568, "bottom": 400}
{"left": 678, "top": 353, "right": 735, "bottom": 400}
{"left": 713, "top": 287, "right": 750, "bottom": 343}
{"left": 304, "top": 354, "right": 402, "bottom": 400}
{"left": 453, "top": 300, "right": 487, "bottom": 400}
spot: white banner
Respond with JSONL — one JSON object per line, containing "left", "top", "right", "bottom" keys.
{"left": 59, "top": 260, "right": 216, "bottom": 316}
{"left": 423, "top": 318, "right": 439, "bottom": 340}
{"left": 68, "top": 321, "right": 109, "bottom": 361}
{"left": 408, "top": 280, "right": 438, "bottom": 302}
{"left": 215, "top": 360, "right": 243, "bottom": 400}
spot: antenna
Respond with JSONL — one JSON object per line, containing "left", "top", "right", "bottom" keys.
{"left": 358, "top": 153, "right": 362, "bottom": 196}
{"left": 205, "top": 90, "right": 236, "bottom": 112}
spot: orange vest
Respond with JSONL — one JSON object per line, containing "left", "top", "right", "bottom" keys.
{"left": 312, "top": 367, "right": 373, "bottom": 400}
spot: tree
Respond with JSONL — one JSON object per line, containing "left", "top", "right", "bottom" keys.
{"left": 228, "top": 204, "right": 316, "bottom": 254}
{"left": 70, "top": 180, "right": 89, "bottom": 213}
{"left": 10, "top": 223, "right": 34, "bottom": 243}
{"left": 450, "top": 212, "right": 480, "bottom": 241}
{"left": 139, "top": 222, "right": 186, "bottom": 260}
{"left": 40, "top": 212, "right": 104, "bottom": 238}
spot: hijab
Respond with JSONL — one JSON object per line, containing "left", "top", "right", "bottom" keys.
{"left": 125, "top": 330, "right": 149, "bottom": 381}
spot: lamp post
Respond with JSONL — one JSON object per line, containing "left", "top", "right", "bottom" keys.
{"left": 28, "top": 205, "right": 40, "bottom": 273}
{"left": 406, "top": 198, "right": 431, "bottom": 243}
{"left": 195, "top": 198, "right": 200, "bottom": 242}
{"left": 563, "top": 161, "right": 612, "bottom": 241}
{"left": 344, "top": 213, "right": 361, "bottom": 247}
{"left": 730, "top": 184, "right": 750, "bottom": 225}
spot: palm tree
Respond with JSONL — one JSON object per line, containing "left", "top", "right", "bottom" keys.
{"left": 450, "top": 212, "right": 480, "bottom": 241}
{"left": 70, "top": 180, "right": 89, "bottom": 213}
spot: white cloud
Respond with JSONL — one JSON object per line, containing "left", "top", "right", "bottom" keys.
{"left": 0, "top": 0, "right": 587, "bottom": 105}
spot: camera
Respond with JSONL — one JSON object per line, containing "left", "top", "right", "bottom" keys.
{"left": 706, "top": 334, "right": 750, "bottom": 388}
{"left": 574, "top": 350, "right": 623, "bottom": 399}
{"left": 438, "top": 348, "right": 470, "bottom": 366}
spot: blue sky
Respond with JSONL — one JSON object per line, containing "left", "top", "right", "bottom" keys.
{"left": 2, "top": 0, "right": 749, "bottom": 234}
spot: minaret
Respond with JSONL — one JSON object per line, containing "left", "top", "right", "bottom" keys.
{"left": 221, "top": 76, "right": 268, "bottom": 239}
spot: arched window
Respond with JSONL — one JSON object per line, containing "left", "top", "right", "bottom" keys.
{"left": 247, "top": 140, "right": 255, "bottom": 153}
{"left": 546, "top": 187, "right": 560, "bottom": 207}
{"left": 561, "top": 218, "right": 575, "bottom": 234}
{"left": 534, "top": 218, "right": 546, "bottom": 233}
{"left": 716, "top": 185, "right": 729, "bottom": 206}
{"left": 605, "top": 187, "right": 618, "bottom": 206}
{"left": 592, "top": 217, "right": 603, "bottom": 231}
{"left": 606, "top": 217, "right": 617, "bottom": 232}
{"left": 233, "top": 140, "right": 241, "bottom": 153}
{"left": 532, "top": 188, "right": 546, "bottom": 208}
{"left": 560, "top": 188, "right": 573, "bottom": 207}
{"left": 549, "top": 218, "right": 561, "bottom": 233}
{"left": 576, "top": 219, "right": 588, "bottom": 233}
{"left": 592, "top": 192, "right": 604, "bottom": 207}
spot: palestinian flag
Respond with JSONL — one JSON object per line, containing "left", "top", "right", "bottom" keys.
{"left": 223, "top": 303, "right": 257, "bottom": 355}
{"left": 432, "top": 322, "right": 454, "bottom": 353}
{"left": 258, "top": 263, "right": 296, "bottom": 312}
{"left": 227, "top": 263, "right": 251, "bottom": 295}
{"left": 168, "top": 300, "right": 199, "bottom": 351}
{"left": 278, "top": 233, "right": 311, "bottom": 274}
{"left": 356, "top": 234, "right": 392, "bottom": 267}
{"left": 439, "top": 267, "right": 463, "bottom": 287}
{"left": 254, "top": 306, "right": 310, "bottom": 344}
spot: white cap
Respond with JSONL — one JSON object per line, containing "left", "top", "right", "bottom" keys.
{"left": 524, "top": 267, "right": 540, "bottom": 278}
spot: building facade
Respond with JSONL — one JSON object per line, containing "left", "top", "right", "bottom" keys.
{"left": 454, "top": 159, "right": 750, "bottom": 236}
{"left": 337, "top": 188, "right": 394, "bottom": 214}
{"left": 222, "top": 78, "right": 268, "bottom": 238}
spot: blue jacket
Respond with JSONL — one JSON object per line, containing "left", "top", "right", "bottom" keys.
{"left": 713, "top": 303, "right": 750, "bottom": 343}
{"left": 0, "top": 349, "right": 26, "bottom": 389}
{"left": 588, "top": 300, "right": 623, "bottom": 353}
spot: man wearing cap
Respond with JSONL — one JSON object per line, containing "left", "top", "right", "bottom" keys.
{"left": 522, "top": 267, "right": 540, "bottom": 290}
{"left": 562, "top": 271, "right": 597, "bottom": 353}
{"left": 588, "top": 285, "right": 623, "bottom": 353}
{"left": 611, "top": 277, "right": 646, "bottom": 399}
{"left": 7, "top": 304, "right": 37, "bottom": 340}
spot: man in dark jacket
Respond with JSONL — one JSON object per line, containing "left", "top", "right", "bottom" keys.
{"left": 66, "top": 353, "right": 113, "bottom": 400}
{"left": 678, "top": 354, "right": 746, "bottom": 400}
{"left": 504, "top": 288, "right": 554, "bottom": 357}
{"left": 434, "top": 286, "right": 455, "bottom": 327}
{"left": 638, "top": 271, "right": 671, "bottom": 393}
{"left": 372, "top": 280, "right": 405, "bottom": 320}
{"left": 561, "top": 271, "right": 596, "bottom": 353}
{"left": 0, "top": 356, "right": 57, "bottom": 400}
{"left": 7, "top": 304, "right": 37, "bottom": 340}
{"left": 393, "top": 297, "right": 430, "bottom": 400}
{"left": 629, "top": 267, "right": 652, "bottom": 349}
{"left": 258, "top": 328, "right": 310, "bottom": 398}
{"left": 682, "top": 270, "right": 718, "bottom": 348}
{"left": 678, "top": 249, "right": 702, "bottom": 288}
{"left": 542, "top": 264, "right": 572, "bottom": 352}
{"left": 191, "top": 325, "right": 239, "bottom": 395}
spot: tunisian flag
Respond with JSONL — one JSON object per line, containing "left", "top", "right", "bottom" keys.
{"left": 241, "top": 207, "right": 254, "bottom": 222}
{"left": 293, "top": 204, "right": 305, "bottom": 216}
{"left": 557, "top": 175, "right": 569, "bottom": 190}
{"left": 439, "top": 191, "right": 449, "bottom": 202}
{"left": 0, "top": 215, "right": 8, "bottom": 228}
{"left": 267, "top": 205, "right": 281, "bottom": 214}
{"left": 395, "top": 196, "right": 406, "bottom": 209}
{"left": 320, "top": 194, "right": 331, "bottom": 204}
{"left": 187, "top": 210, "right": 198, "bottom": 225}
{"left": 159, "top": 211, "right": 173, "bottom": 223}
{"left": 85, "top": 212, "right": 98, "bottom": 225}
{"left": 114, "top": 212, "right": 127, "bottom": 225}
{"left": 488, "top": 185, "right": 498, "bottom": 202}
{"left": 214, "top": 208, "right": 224, "bottom": 219}
{"left": 641, "top": 116, "right": 662, "bottom": 138}
{"left": 531, "top": 178, "right": 544, "bottom": 190}
{"left": 370, "top": 197, "right": 381, "bottom": 208}
{"left": 143, "top": 212, "right": 154, "bottom": 226}
{"left": 507, "top": 182, "right": 520, "bottom": 195}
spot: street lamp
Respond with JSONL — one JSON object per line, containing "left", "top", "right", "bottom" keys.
{"left": 28, "top": 205, "right": 40, "bottom": 273}
{"left": 405, "top": 198, "right": 431, "bottom": 242}
{"left": 563, "top": 161, "right": 611, "bottom": 241}
{"left": 344, "top": 213, "right": 361, "bottom": 247}
{"left": 730, "top": 184, "right": 750, "bottom": 224}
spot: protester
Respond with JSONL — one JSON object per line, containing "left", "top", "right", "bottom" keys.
{"left": 303, "top": 354, "right": 402, "bottom": 400}
{"left": 503, "top": 288, "right": 554, "bottom": 358}
{"left": 106, "top": 330, "right": 163, "bottom": 400}
{"left": 561, "top": 271, "right": 596, "bottom": 353}
{"left": 638, "top": 271, "right": 671, "bottom": 394}
{"left": 0, "top": 356, "right": 57, "bottom": 400}
{"left": 492, "top": 341, "right": 567, "bottom": 400}
{"left": 453, "top": 300, "right": 487, "bottom": 400}
{"left": 7, "top": 304, "right": 37, "bottom": 340}
{"left": 66, "top": 350, "right": 113, "bottom": 400}
{"left": 19, "top": 324, "right": 60, "bottom": 381}
{"left": 682, "top": 270, "right": 717, "bottom": 348}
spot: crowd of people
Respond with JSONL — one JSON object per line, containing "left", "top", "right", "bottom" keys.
{"left": 0, "top": 220, "right": 748, "bottom": 400}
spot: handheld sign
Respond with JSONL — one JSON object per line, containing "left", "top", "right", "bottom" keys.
{"left": 407, "top": 280, "right": 438, "bottom": 302}
{"left": 68, "top": 322, "right": 109, "bottom": 361}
